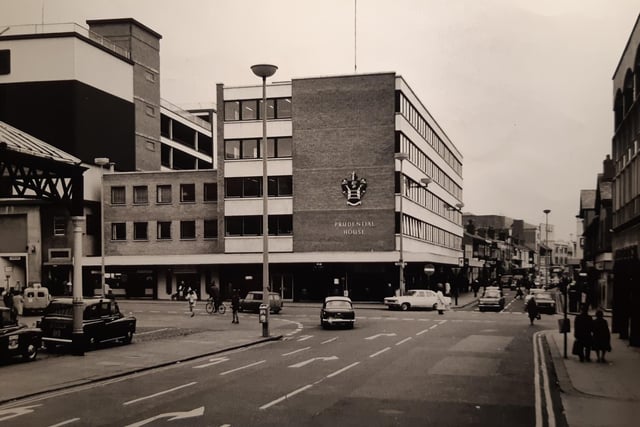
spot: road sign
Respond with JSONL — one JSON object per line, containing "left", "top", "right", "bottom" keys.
{"left": 423, "top": 264, "right": 435, "bottom": 275}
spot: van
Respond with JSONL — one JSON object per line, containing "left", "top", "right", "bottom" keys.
{"left": 23, "top": 284, "right": 51, "bottom": 314}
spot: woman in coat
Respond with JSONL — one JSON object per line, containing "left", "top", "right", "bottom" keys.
{"left": 591, "top": 309, "right": 611, "bottom": 363}
{"left": 526, "top": 296, "right": 539, "bottom": 325}
{"left": 435, "top": 284, "right": 446, "bottom": 315}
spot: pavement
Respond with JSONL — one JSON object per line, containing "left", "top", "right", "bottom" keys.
{"left": 2, "top": 291, "right": 639, "bottom": 427}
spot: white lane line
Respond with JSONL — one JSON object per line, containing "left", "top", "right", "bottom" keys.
{"left": 429, "top": 324, "right": 439, "bottom": 330}
{"left": 282, "top": 347, "right": 311, "bottom": 356}
{"left": 416, "top": 329, "right": 430, "bottom": 336}
{"left": 259, "top": 384, "right": 314, "bottom": 410}
{"left": 321, "top": 337, "right": 337, "bottom": 344}
{"left": 395, "top": 337, "right": 412, "bottom": 346}
{"left": 48, "top": 419, "right": 81, "bottom": 427}
{"left": 220, "top": 360, "right": 266, "bottom": 376}
{"left": 149, "top": 310, "right": 161, "bottom": 313}
{"left": 369, "top": 347, "right": 391, "bottom": 358}
{"left": 326, "top": 362, "right": 360, "bottom": 378}
{"left": 297, "top": 335, "right": 313, "bottom": 341}
{"left": 123, "top": 382, "right": 197, "bottom": 406}
{"left": 136, "top": 328, "right": 169, "bottom": 336}
{"left": 537, "top": 334, "right": 556, "bottom": 427}
{"left": 192, "top": 357, "right": 229, "bottom": 369}
{"left": 533, "top": 332, "right": 542, "bottom": 427}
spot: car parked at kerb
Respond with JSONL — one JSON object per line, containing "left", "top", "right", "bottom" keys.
{"left": 38, "top": 298, "right": 136, "bottom": 351}
{"left": 384, "top": 289, "right": 451, "bottom": 311}
{"left": 0, "top": 307, "right": 41, "bottom": 362}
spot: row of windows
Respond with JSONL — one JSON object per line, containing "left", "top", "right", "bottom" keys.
{"left": 109, "top": 215, "right": 294, "bottom": 241}
{"left": 397, "top": 92, "right": 462, "bottom": 177}
{"left": 224, "top": 97, "right": 292, "bottom": 121}
{"left": 111, "top": 220, "right": 218, "bottom": 241}
{"left": 398, "top": 133, "right": 463, "bottom": 199}
{"left": 399, "top": 213, "right": 462, "bottom": 251}
{"left": 224, "top": 137, "right": 292, "bottom": 160}
{"left": 225, "top": 176, "right": 292, "bottom": 198}
{"left": 400, "top": 174, "right": 462, "bottom": 225}
{"left": 110, "top": 183, "right": 217, "bottom": 205}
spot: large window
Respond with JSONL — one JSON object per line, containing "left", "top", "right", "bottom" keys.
{"left": 180, "top": 221, "right": 196, "bottom": 239}
{"left": 225, "top": 137, "right": 292, "bottom": 160}
{"left": 225, "top": 215, "right": 293, "bottom": 236}
{"left": 204, "top": 183, "right": 217, "bottom": 202}
{"left": 225, "top": 176, "right": 292, "bottom": 198}
{"left": 111, "top": 223, "right": 126, "bottom": 240}
{"left": 133, "top": 222, "right": 148, "bottom": 240}
{"left": 157, "top": 221, "right": 171, "bottom": 240}
{"left": 180, "top": 184, "right": 196, "bottom": 202}
{"left": 111, "top": 186, "right": 126, "bottom": 205}
{"left": 224, "top": 97, "right": 292, "bottom": 121}
{"left": 157, "top": 185, "right": 172, "bottom": 204}
{"left": 204, "top": 220, "right": 218, "bottom": 238}
{"left": 0, "top": 50, "right": 10, "bottom": 75}
{"left": 133, "top": 186, "right": 148, "bottom": 204}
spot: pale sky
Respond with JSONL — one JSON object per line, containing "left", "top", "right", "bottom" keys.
{"left": 2, "top": 0, "right": 639, "bottom": 241}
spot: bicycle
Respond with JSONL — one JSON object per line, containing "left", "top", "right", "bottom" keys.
{"left": 205, "top": 298, "right": 226, "bottom": 315}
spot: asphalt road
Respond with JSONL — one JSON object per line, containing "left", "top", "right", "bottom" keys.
{"left": 1, "top": 290, "right": 566, "bottom": 427}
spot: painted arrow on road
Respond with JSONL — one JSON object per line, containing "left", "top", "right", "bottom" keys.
{"left": 365, "top": 333, "right": 397, "bottom": 340}
{"left": 0, "top": 405, "right": 42, "bottom": 422}
{"left": 124, "top": 406, "right": 205, "bottom": 427}
{"left": 289, "top": 356, "right": 338, "bottom": 368}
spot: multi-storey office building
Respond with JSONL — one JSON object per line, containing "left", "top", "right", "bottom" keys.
{"left": 0, "top": 19, "right": 213, "bottom": 292}
{"left": 91, "top": 72, "right": 464, "bottom": 301}
{"left": 611, "top": 14, "right": 640, "bottom": 345}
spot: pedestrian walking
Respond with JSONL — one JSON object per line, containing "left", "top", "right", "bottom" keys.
{"left": 472, "top": 280, "right": 480, "bottom": 298}
{"left": 209, "top": 280, "right": 220, "bottom": 313}
{"left": 526, "top": 296, "right": 539, "bottom": 325}
{"left": 231, "top": 289, "right": 240, "bottom": 324}
{"left": 12, "top": 290, "right": 24, "bottom": 316}
{"left": 187, "top": 289, "right": 198, "bottom": 317}
{"left": 592, "top": 309, "right": 611, "bottom": 363}
{"left": 444, "top": 282, "right": 451, "bottom": 297}
{"left": 436, "top": 284, "right": 446, "bottom": 315}
{"left": 573, "top": 304, "right": 593, "bottom": 362}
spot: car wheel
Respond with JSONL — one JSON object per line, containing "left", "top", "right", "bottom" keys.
{"left": 400, "top": 303, "right": 410, "bottom": 311}
{"left": 123, "top": 329, "right": 133, "bottom": 345}
{"left": 22, "top": 342, "right": 38, "bottom": 361}
{"left": 432, "top": 303, "right": 438, "bottom": 311}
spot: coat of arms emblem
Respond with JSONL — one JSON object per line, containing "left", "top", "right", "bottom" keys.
{"left": 341, "top": 171, "right": 367, "bottom": 206}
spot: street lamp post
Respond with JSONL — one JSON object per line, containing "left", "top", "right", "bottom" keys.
{"left": 394, "top": 152, "right": 409, "bottom": 296}
{"left": 543, "top": 209, "right": 551, "bottom": 287}
{"left": 94, "top": 157, "right": 113, "bottom": 298}
{"left": 251, "top": 63, "right": 277, "bottom": 338}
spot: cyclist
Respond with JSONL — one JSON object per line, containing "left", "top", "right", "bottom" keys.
{"left": 208, "top": 280, "right": 220, "bottom": 313}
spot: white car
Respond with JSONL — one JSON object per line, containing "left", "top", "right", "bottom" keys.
{"left": 384, "top": 289, "right": 451, "bottom": 311}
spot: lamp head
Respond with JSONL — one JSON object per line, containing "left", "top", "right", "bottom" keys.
{"left": 394, "top": 152, "right": 409, "bottom": 161}
{"left": 251, "top": 64, "right": 278, "bottom": 78}
{"left": 420, "top": 177, "right": 432, "bottom": 186}
{"left": 543, "top": 209, "right": 551, "bottom": 214}
{"left": 94, "top": 157, "right": 110, "bottom": 167}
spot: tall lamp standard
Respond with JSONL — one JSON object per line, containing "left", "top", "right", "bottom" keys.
{"left": 94, "top": 157, "right": 114, "bottom": 298}
{"left": 251, "top": 63, "right": 277, "bottom": 338}
{"left": 394, "top": 152, "right": 409, "bottom": 296}
{"left": 543, "top": 209, "right": 551, "bottom": 287}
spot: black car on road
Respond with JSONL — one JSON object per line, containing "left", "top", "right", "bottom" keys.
{"left": 239, "top": 292, "right": 283, "bottom": 314}
{"left": 38, "top": 298, "right": 136, "bottom": 351}
{"left": 320, "top": 296, "right": 356, "bottom": 329}
{"left": 0, "top": 306, "right": 41, "bottom": 362}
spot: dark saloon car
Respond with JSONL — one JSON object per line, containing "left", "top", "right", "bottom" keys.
{"left": 239, "top": 292, "right": 283, "bottom": 314}
{"left": 320, "top": 296, "right": 355, "bottom": 329}
{"left": 38, "top": 298, "right": 136, "bottom": 350}
{"left": 0, "top": 307, "right": 41, "bottom": 362}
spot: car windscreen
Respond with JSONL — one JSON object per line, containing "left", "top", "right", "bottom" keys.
{"left": 538, "top": 293, "right": 552, "bottom": 299}
{"left": 44, "top": 303, "right": 73, "bottom": 317}
{"left": 485, "top": 290, "right": 501, "bottom": 298}
{"left": 325, "top": 300, "right": 352, "bottom": 309}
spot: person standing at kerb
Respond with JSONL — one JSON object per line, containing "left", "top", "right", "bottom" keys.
{"left": 231, "top": 289, "right": 240, "bottom": 324}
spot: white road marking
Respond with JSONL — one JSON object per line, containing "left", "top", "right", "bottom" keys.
{"left": 533, "top": 333, "right": 542, "bottom": 427}
{"left": 429, "top": 324, "right": 439, "bottom": 329}
{"left": 0, "top": 404, "right": 42, "bottom": 422}
{"left": 48, "top": 418, "right": 80, "bottom": 427}
{"left": 369, "top": 347, "right": 391, "bottom": 358}
{"left": 321, "top": 337, "right": 338, "bottom": 344}
{"left": 124, "top": 406, "right": 204, "bottom": 427}
{"left": 259, "top": 384, "right": 314, "bottom": 410}
{"left": 326, "top": 362, "right": 360, "bottom": 378}
{"left": 416, "top": 329, "right": 430, "bottom": 336}
{"left": 289, "top": 356, "right": 338, "bottom": 368}
{"left": 395, "top": 337, "right": 412, "bottom": 346}
{"left": 365, "top": 333, "right": 397, "bottom": 340}
{"left": 220, "top": 360, "right": 266, "bottom": 376}
{"left": 537, "top": 333, "right": 556, "bottom": 427}
{"left": 123, "top": 382, "right": 197, "bottom": 406}
{"left": 282, "top": 347, "right": 311, "bottom": 356}
{"left": 297, "top": 335, "right": 313, "bottom": 341}
{"left": 192, "top": 357, "right": 229, "bottom": 369}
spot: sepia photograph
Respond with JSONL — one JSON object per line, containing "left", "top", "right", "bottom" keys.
{"left": 0, "top": 0, "right": 639, "bottom": 425}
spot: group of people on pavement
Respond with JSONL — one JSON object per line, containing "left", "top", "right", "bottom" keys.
{"left": 573, "top": 304, "right": 611, "bottom": 363}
